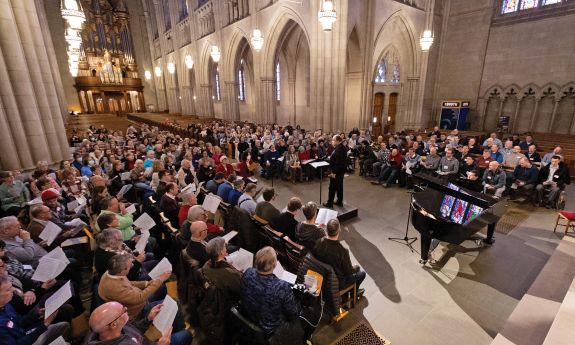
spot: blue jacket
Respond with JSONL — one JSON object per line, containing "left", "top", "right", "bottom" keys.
{"left": 0, "top": 304, "right": 46, "bottom": 345}
{"left": 512, "top": 165, "right": 539, "bottom": 185}
{"left": 228, "top": 189, "right": 243, "bottom": 206}
{"left": 217, "top": 182, "right": 233, "bottom": 202}
{"left": 490, "top": 151, "right": 503, "bottom": 164}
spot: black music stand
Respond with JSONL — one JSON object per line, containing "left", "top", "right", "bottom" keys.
{"left": 388, "top": 192, "right": 418, "bottom": 252}
{"left": 310, "top": 161, "right": 330, "bottom": 204}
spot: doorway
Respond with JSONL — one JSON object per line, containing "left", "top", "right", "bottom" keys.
{"left": 387, "top": 93, "right": 398, "bottom": 134}
{"left": 372, "top": 92, "right": 384, "bottom": 137}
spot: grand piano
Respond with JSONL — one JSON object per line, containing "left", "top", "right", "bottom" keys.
{"left": 410, "top": 173, "right": 506, "bottom": 263}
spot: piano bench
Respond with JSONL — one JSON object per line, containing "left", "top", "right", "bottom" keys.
{"left": 554, "top": 211, "right": 575, "bottom": 235}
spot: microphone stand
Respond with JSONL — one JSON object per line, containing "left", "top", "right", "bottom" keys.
{"left": 388, "top": 191, "right": 418, "bottom": 252}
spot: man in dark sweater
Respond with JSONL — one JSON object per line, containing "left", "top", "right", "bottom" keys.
{"left": 324, "top": 135, "right": 347, "bottom": 208}
{"left": 185, "top": 221, "right": 208, "bottom": 266}
{"left": 508, "top": 157, "right": 539, "bottom": 200}
{"left": 312, "top": 219, "right": 365, "bottom": 296}
{"left": 270, "top": 197, "right": 302, "bottom": 241}
{"left": 255, "top": 187, "right": 280, "bottom": 224}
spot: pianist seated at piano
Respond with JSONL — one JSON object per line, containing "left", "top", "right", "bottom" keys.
{"left": 482, "top": 162, "right": 506, "bottom": 199}
{"left": 411, "top": 173, "right": 502, "bottom": 264}
{"left": 456, "top": 170, "right": 483, "bottom": 192}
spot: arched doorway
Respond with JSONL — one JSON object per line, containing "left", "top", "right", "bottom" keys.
{"left": 372, "top": 93, "right": 384, "bottom": 137}
{"left": 387, "top": 93, "right": 398, "bottom": 134}
{"left": 373, "top": 49, "right": 401, "bottom": 134}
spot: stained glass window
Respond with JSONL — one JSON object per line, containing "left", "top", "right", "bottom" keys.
{"left": 238, "top": 60, "right": 246, "bottom": 101}
{"left": 520, "top": 0, "right": 538, "bottom": 9}
{"left": 501, "top": 0, "right": 519, "bottom": 13}
{"left": 542, "top": 0, "right": 561, "bottom": 4}
{"left": 374, "top": 62, "right": 386, "bottom": 83}
{"left": 392, "top": 66, "right": 400, "bottom": 84}
{"left": 275, "top": 63, "right": 281, "bottom": 101}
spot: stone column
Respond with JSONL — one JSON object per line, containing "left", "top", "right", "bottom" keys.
{"left": 528, "top": 98, "right": 540, "bottom": 132}
{"left": 200, "top": 84, "right": 214, "bottom": 117}
{"left": 511, "top": 99, "right": 521, "bottom": 133}
{"left": 547, "top": 99, "right": 560, "bottom": 133}
{"left": 288, "top": 78, "right": 296, "bottom": 124}
{"left": 224, "top": 80, "right": 238, "bottom": 121}
{"left": 258, "top": 78, "right": 275, "bottom": 124}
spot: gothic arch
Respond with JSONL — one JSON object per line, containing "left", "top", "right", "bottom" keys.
{"left": 373, "top": 12, "right": 419, "bottom": 76}
{"left": 344, "top": 26, "right": 364, "bottom": 130}
{"left": 222, "top": 28, "right": 250, "bottom": 81}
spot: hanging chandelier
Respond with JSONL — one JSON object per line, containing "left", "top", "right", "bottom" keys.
{"left": 210, "top": 46, "right": 221, "bottom": 63}
{"left": 420, "top": 30, "right": 434, "bottom": 51}
{"left": 318, "top": 0, "right": 337, "bottom": 31}
{"left": 251, "top": 29, "right": 264, "bottom": 51}
{"left": 61, "top": 0, "right": 86, "bottom": 30}
{"left": 167, "top": 62, "right": 176, "bottom": 74}
{"left": 185, "top": 55, "right": 194, "bottom": 69}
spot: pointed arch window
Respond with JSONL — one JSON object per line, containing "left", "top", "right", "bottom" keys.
{"left": 275, "top": 62, "right": 281, "bottom": 101}
{"left": 374, "top": 52, "right": 400, "bottom": 84}
{"left": 375, "top": 61, "right": 386, "bottom": 83}
{"left": 238, "top": 59, "right": 246, "bottom": 101}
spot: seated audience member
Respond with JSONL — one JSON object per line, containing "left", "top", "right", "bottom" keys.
{"left": 176, "top": 159, "right": 195, "bottom": 189}
{"left": 240, "top": 247, "right": 313, "bottom": 343}
{"left": 31, "top": 171, "right": 61, "bottom": 198}
{"left": 371, "top": 148, "right": 402, "bottom": 187}
{"left": 0, "top": 276, "right": 70, "bottom": 345}
{"left": 483, "top": 161, "right": 506, "bottom": 198}
{"left": 160, "top": 182, "right": 180, "bottom": 227}
{"left": 41, "top": 189, "right": 79, "bottom": 224}
{"left": 180, "top": 206, "right": 223, "bottom": 246}
{"left": 185, "top": 221, "right": 209, "bottom": 266}
{"left": 400, "top": 147, "right": 421, "bottom": 188}
{"left": 255, "top": 187, "right": 280, "bottom": 224}
{"left": 98, "top": 254, "right": 170, "bottom": 320}
{"left": 90, "top": 165, "right": 107, "bottom": 189}
{"left": 86, "top": 301, "right": 190, "bottom": 345}
{"left": 228, "top": 179, "right": 245, "bottom": 206}
{"left": 420, "top": 145, "right": 440, "bottom": 175}
{"left": 358, "top": 141, "right": 376, "bottom": 176}
{"left": 526, "top": 145, "right": 541, "bottom": 163}
{"left": 312, "top": 219, "right": 366, "bottom": 296}
{"left": 542, "top": 146, "right": 563, "bottom": 166}
{"left": 27, "top": 206, "right": 75, "bottom": 249}
{"left": 263, "top": 144, "right": 281, "bottom": 178}
{"left": 437, "top": 148, "right": 459, "bottom": 180}
{"left": 197, "top": 156, "right": 215, "bottom": 183}
{"left": 98, "top": 197, "right": 135, "bottom": 241}
{"left": 535, "top": 155, "right": 570, "bottom": 208}
{"left": 156, "top": 169, "right": 174, "bottom": 200}
{"left": 519, "top": 134, "right": 535, "bottom": 152}
{"left": 271, "top": 197, "right": 302, "bottom": 241}
{"left": 0, "top": 216, "right": 46, "bottom": 267}
{"left": 296, "top": 202, "right": 326, "bottom": 249}
{"left": 459, "top": 156, "right": 478, "bottom": 178}
{"left": 502, "top": 146, "right": 525, "bottom": 170}
{"left": 500, "top": 140, "right": 514, "bottom": 156}
{"left": 217, "top": 174, "right": 235, "bottom": 202}
{"left": 90, "top": 186, "right": 110, "bottom": 216}
{"left": 286, "top": 145, "right": 303, "bottom": 183}
{"left": 238, "top": 183, "right": 258, "bottom": 215}
{"left": 467, "top": 137, "right": 482, "bottom": 155}
{"left": 489, "top": 144, "right": 503, "bottom": 164}
{"left": 371, "top": 143, "right": 390, "bottom": 178}
{"left": 56, "top": 160, "right": 79, "bottom": 182}
{"left": 483, "top": 132, "right": 503, "bottom": 149}
{"left": 458, "top": 170, "right": 483, "bottom": 192}
{"left": 508, "top": 158, "right": 539, "bottom": 200}
{"left": 216, "top": 156, "right": 235, "bottom": 178}
{"left": 178, "top": 192, "right": 197, "bottom": 227}
{"left": 0, "top": 171, "right": 30, "bottom": 217}
{"left": 475, "top": 149, "right": 494, "bottom": 174}
{"left": 206, "top": 172, "right": 225, "bottom": 195}
{"left": 60, "top": 169, "right": 83, "bottom": 198}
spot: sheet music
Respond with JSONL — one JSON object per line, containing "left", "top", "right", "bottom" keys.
{"left": 256, "top": 195, "right": 264, "bottom": 203}
{"left": 273, "top": 263, "right": 297, "bottom": 285}
{"left": 60, "top": 236, "right": 88, "bottom": 247}
{"left": 148, "top": 257, "right": 172, "bottom": 280}
{"left": 67, "top": 224, "right": 86, "bottom": 237}
{"left": 153, "top": 295, "right": 178, "bottom": 335}
{"left": 133, "top": 212, "right": 155, "bottom": 232}
{"left": 180, "top": 183, "right": 196, "bottom": 194}
{"left": 248, "top": 177, "right": 258, "bottom": 183}
{"left": 27, "top": 197, "right": 43, "bottom": 206}
{"left": 277, "top": 156, "right": 285, "bottom": 162}
{"left": 125, "top": 204, "right": 137, "bottom": 214}
{"left": 301, "top": 159, "right": 316, "bottom": 165}
{"left": 222, "top": 231, "right": 238, "bottom": 243}
{"left": 48, "top": 336, "right": 67, "bottom": 345}
{"left": 44, "top": 247, "right": 70, "bottom": 265}
{"left": 32, "top": 257, "right": 67, "bottom": 282}
{"left": 316, "top": 208, "right": 338, "bottom": 225}
{"left": 226, "top": 248, "right": 253, "bottom": 272}
{"left": 39, "top": 221, "right": 62, "bottom": 246}
{"left": 64, "top": 218, "right": 87, "bottom": 228}
{"left": 118, "top": 184, "right": 132, "bottom": 196}
{"left": 75, "top": 195, "right": 87, "bottom": 205}
{"left": 135, "top": 231, "right": 150, "bottom": 253}
{"left": 202, "top": 194, "right": 221, "bottom": 214}
{"left": 44, "top": 281, "right": 72, "bottom": 318}
{"left": 66, "top": 200, "right": 79, "bottom": 212}
{"left": 120, "top": 172, "right": 131, "bottom": 181}
{"left": 310, "top": 161, "right": 330, "bottom": 169}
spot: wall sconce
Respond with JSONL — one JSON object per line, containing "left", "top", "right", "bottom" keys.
{"left": 185, "top": 55, "right": 193, "bottom": 69}
{"left": 318, "top": 0, "right": 337, "bottom": 31}
{"left": 420, "top": 30, "right": 434, "bottom": 51}
{"left": 154, "top": 66, "right": 162, "bottom": 77}
{"left": 251, "top": 29, "right": 264, "bottom": 51}
{"left": 167, "top": 62, "right": 175, "bottom": 74}
{"left": 144, "top": 70, "right": 152, "bottom": 80}
{"left": 210, "top": 46, "right": 221, "bottom": 63}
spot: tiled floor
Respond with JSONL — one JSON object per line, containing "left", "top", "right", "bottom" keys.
{"left": 255, "top": 173, "right": 574, "bottom": 345}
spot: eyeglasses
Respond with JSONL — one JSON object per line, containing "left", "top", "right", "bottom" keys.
{"left": 108, "top": 306, "right": 127, "bottom": 326}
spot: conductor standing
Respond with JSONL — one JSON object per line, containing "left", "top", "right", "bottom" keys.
{"left": 324, "top": 135, "right": 347, "bottom": 208}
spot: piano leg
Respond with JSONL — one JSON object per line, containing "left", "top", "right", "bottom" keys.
{"left": 420, "top": 231, "right": 432, "bottom": 261}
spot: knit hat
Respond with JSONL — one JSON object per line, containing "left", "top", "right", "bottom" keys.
{"left": 41, "top": 188, "right": 60, "bottom": 202}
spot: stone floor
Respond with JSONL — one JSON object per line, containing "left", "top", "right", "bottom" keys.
{"left": 254, "top": 172, "right": 574, "bottom": 345}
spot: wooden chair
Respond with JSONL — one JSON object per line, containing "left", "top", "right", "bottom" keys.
{"left": 554, "top": 211, "right": 575, "bottom": 235}
{"left": 283, "top": 236, "right": 305, "bottom": 273}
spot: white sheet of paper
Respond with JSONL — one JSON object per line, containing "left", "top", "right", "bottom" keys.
{"left": 277, "top": 156, "right": 285, "bottom": 162}
{"left": 316, "top": 208, "right": 338, "bottom": 226}
{"left": 74, "top": 203, "right": 86, "bottom": 215}
{"left": 135, "top": 231, "right": 150, "bottom": 253}
{"left": 133, "top": 212, "right": 155, "bottom": 232}
{"left": 226, "top": 248, "right": 253, "bottom": 272}
{"left": 48, "top": 336, "right": 67, "bottom": 345}
{"left": 76, "top": 195, "right": 87, "bottom": 205}
{"left": 22, "top": 265, "right": 33, "bottom": 271}
{"left": 256, "top": 195, "right": 264, "bottom": 203}
{"left": 301, "top": 159, "right": 316, "bottom": 165}
{"left": 153, "top": 295, "right": 178, "bottom": 335}
{"left": 148, "top": 257, "right": 172, "bottom": 280}
{"left": 27, "top": 197, "right": 43, "bottom": 206}
{"left": 39, "top": 221, "right": 62, "bottom": 246}
{"left": 60, "top": 236, "right": 88, "bottom": 247}
{"left": 202, "top": 194, "right": 221, "bottom": 214}
{"left": 248, "top": 177, "right": 258, "bottom": 183}
{"left": 65, "top": 218, "right": 87, "bottom": 227}
{"left": 120, "top": 172, "right": 131, "bottom": 181}
{"left": 125, "top": 204, "right": 137, "bottom": 214}
{"left": 31, "top": 257, "right": 67, "bottom": 282}
{"left": 66, "top": 200, "right": 79, "bottom": 212}
{"left": 310, "top": 161, "right": 330, "bottom": 169}
{"left": 118, "top": 184, "right": 132, "bottom": 196}
{"left": 273, "top": 263, "right": 297, "bottom": 285}
{"left": 44, "top": 247, "right": 70, "bottom": 265}
{"left": 222, "top": 231, "right": 238, "bottom": 243}
{"left": 44, "top": 281, "right": 72, "bottom": 318}
{"left": 180, "top": 183, "right": 196, "bottom": 194}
